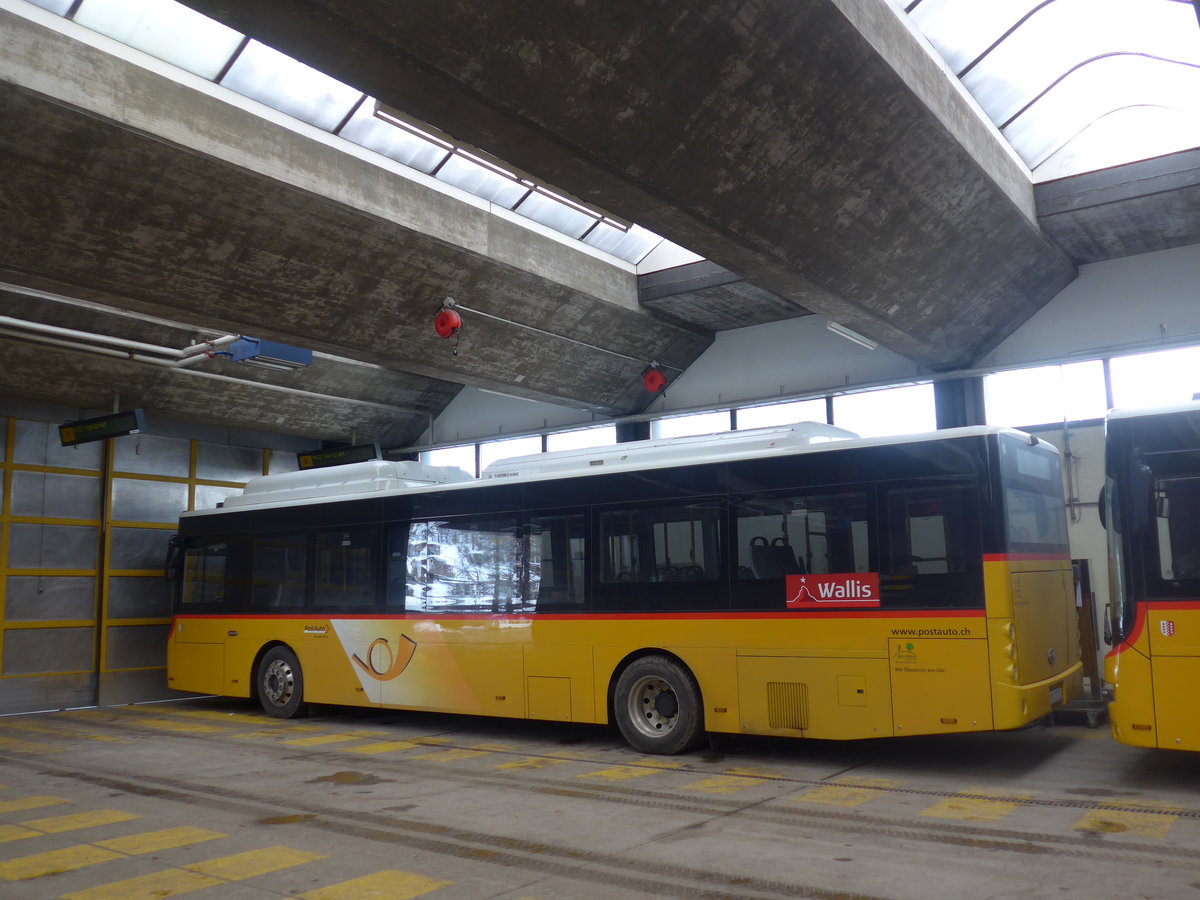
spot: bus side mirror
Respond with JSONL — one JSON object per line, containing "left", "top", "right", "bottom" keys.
{"left": 1097, "top": 485, "right": 1106, "bottom": 529}
{"left": 164, "top": 534, "right": 182, "bottom": 581}
{"left": 1102, "top": 602, "right": 1112, "bottom": 647}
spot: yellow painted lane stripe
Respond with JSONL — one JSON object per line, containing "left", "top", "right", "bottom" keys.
{"left": 682, "top": 774, "right": 767, "bottom": 794}
{"left": 22, "top": 810, "right": 142, "bottom": 834}
{"left": 794, "top": 777, "right": 903, "bottom": 807}
{"left": 409, "top": 749, "right": 489, "bottom": 762}
{"left": 1074, "top": 800, "right": 1181, "bottom": 838}
{"left": 920, "top": 787, "right": 1034, "bottom": 822}
{"left": 345, "top": 740, "right": 419, "bottom": 755}
{"left": 0, "top": 795, "right": 70, "bottom": 814}
{"left": 62, "top": 868, "right": 222, "bottom": 900}
{"left": 0, "top": 825, "right": 38, "bottom": 844}
{"left": 0, "top": 845, "right": 122, "bottom": 881}
{"left": 283, "top": 734, "right": 364, "bottom": 747}
{"left": 132, "top": 718, "right": 230, "bottom": 734}
{"left": 299, "top": 869, "right": 452, "bottom": 899}
{"left": 578, "top": 759, "right": 685, "bottom": 781}
{"left": 185, "top": 845, "right": 326, "bottom": 880}
{"left": 495, "top": 756, "right": 573, "bottom": 771}
{"left": 0, "top": 736, "right": 62, "bottom": 754}
{"left": 95, "top": 826, "right": 224, "bottom": 855}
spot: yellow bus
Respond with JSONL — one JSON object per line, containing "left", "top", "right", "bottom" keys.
{"left": 167, "top": 423, "right": 1083, "bottom": 753}
{"left": 1104, "top": 401, "right": 1200, "bottom": 750}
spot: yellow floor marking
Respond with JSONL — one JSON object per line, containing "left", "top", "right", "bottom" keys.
{"left": 22, "top": 809, "right": 142, "bottom": 834}
{"left": 725, "top": 766, "right": 786, "bottom": 780}
{"left": 578, "top": 758, "right": 686, "bottom": 781}
{"left": 0, "top": 735, "right": 62, "bottom": 754}
{"left": 346, "top": 740, "right": 420, "bottom": 755}
{"left": 0, "top": 720, "right": 124, "bottom": 743}
{"left": 125, "top": 708, "right": 283, "bottom": 726}
{"left": 495, "top": 756, "right": 573, "bottom": 770}
{"left": 409, "top": 748, "right": 489, "bottom": 762}
{"left": 185, "top": 845, "right": 326, "bottom": 880}
{"left": 1074, "top": 800, "right": 1180, "bottom": 838}
{"left": 409, "top": 736, "right": 452, "bottom": 745}
{"left": 0, "top": 845, "right": 122, "bottom": 881}
{"left": 298, "top": 869, "right": 452, "bottom": 899}
{"left": 0, "top": 824, "right": 38, "bottom": 844}
{"left": 345, "top": 729, "right": 393, "bottom": 737}
{"left": 0, "top": 795, "right": 70, "bottom": 814}
{"left": 134, "top": 717, "right": 230, "bottom": 734}
{"left": 919, "top": 787, "right": 1034, "bottom": 822}
{"left": 682, "top": 774, "right": 767, "bottom": 795}
{"left": 62, "top": 868, "right": 222, "bottom": 900}
{"left": 794, "top": 776, "right": 903, "bottom": 807}
{"left": 283, "top": 734, "right": 365, "bottom": 747}
{"left": 95, "top": 826, "right": 225, "bottom": 855}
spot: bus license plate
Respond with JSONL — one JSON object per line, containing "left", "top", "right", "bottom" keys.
{"left": 1049, "top": 685, "right": 1063, "bottom": 706}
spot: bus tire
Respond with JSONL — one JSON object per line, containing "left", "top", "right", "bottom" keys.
{"left": 257, "top": 646, "right": 305, "bottom": 718}
{"left": 613, "top": 656, "right": 704, "bottom": 754}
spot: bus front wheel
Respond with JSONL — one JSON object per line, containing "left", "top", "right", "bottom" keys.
{"left": 257, "top": 646, "right": 305, "bottom": 718}
{"left": 614, "top": 656, "right": 704, "bottom": 754}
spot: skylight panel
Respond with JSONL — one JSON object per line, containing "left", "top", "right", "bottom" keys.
{"left": 1004, "top": 55, "right": 1200, "bottom": 169}
{"left": 513, "top": 189, "right": 598, "bottom": 239}
{"left": 339, "top": 102, "right": 451, "bottom": 173}
{"left": 220, "top": 39, "right": 363, "bottom": 132}
{"left": 25, "top": 0, "right": 73, "bottom": 15}
{"left": 961, "top": 0, "right": 1199, "bottom": 127}
{"left": 435, "top": 153, "right": 530, "bottom": 207}
{"left": 73, "top": 0, "right": 244, "bottom": 80}
{"left": 582, "top": 221, "right": 662, "bottom": 263}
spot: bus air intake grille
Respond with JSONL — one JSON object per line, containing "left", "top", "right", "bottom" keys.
{"left": 767, "top": 682, "right": 809, "bottom": 730}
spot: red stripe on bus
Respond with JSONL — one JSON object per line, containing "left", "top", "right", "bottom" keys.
{"left": 171, "top": 609, "right": 987, "bottom": 623}
{"left": 982, "top": 553, "right": 1071, "bottom": 563}
{"left": 1105, "top": 600, "right": 1200, "bottom": 658}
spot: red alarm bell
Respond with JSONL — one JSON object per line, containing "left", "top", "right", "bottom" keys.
{"left": 434, "top": 307, "right": 462, "bottom": 338}
{"left": 642, "top": 365, "right": 667, "bottom": 393}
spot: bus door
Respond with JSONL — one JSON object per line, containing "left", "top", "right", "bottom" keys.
{"left": 1143, "top": 463, "right": 1200, "bottom": 747}
{"left": 882, "top": 480, "right": 993, "bottom": 734}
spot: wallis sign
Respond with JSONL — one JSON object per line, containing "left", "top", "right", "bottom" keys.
{"left": 785, "top": 573, "right": 881, "bottom": 609}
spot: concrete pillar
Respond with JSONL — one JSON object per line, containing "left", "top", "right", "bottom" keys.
{"left": 934, "top": 377, "right": 986, "bottom": 429}
{"left": 616, "top": 422, "right": 650, "bottom": 443}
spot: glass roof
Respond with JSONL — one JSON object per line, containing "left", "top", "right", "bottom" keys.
{"left": 905, "top": 0, "right": 1200, "bottom": 181}
{"left": 36, "top": 0, "right": 678, "bottom": 268}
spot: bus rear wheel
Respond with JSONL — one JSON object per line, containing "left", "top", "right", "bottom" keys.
{"left": 614, "top": 656, "right": 704, "bottom": 754}
{"left": 257, "top": 646, "right": 305, "bottom": 718}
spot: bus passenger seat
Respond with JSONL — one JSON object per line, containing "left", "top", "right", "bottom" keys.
{"left": 750, "top": 536, "right": 804, "bottom": 578}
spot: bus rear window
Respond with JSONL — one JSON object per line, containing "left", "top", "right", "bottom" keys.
{"left": 999, "top": 438, "right": 1068, "bottom": 554}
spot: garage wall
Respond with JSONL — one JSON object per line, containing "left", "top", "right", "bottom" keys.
{"left": 0, "top": 406, "right": 303, "bottom": 715}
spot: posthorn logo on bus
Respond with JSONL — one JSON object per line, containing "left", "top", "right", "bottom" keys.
{"left": 786, "top": 573, "right": 881, "bottom": 609}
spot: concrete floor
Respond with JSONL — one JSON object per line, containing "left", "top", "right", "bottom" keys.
{"left": 0, "top": 700, "right": 1197, "bottom": 900}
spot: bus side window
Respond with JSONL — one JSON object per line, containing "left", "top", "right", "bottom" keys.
{"left": 734, "top": 491, "right": 869, "bottom": 579}
{"left": 881, "top": 481, "right": 981, "bottom": 608}
{"left": 404, "top": 517, "right": 523, "bottom": 613}
{"left": 598, "top": 504, "right": 722, "bottom": 584}
{"left": 1154, "top": 476, "right": 1200, "bottom": 581}
{"left": 250, "top": 534, "right": 307, "bottom": 610}
{"left": 528, "top": 513, "right": 586, "bottom": 611}
{"left": 181, "top": 542, "right": 226, "bottom": 606}
{"left": 314, "top": 527, "right": 378, "bottom": 609}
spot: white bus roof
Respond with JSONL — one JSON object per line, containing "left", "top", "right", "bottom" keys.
{"left": 188, "top": 422, "right": 1042, "bottom": 516}
{"left": 1108, "top": 399, "right": 1200, "bottom": 421}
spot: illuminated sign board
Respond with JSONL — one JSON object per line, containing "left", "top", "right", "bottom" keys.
{"left": 297, "top": 443, "right": 382, "bottom": 470}
{"left": 59, "top": 409, "right": 146, "bottom": 446}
